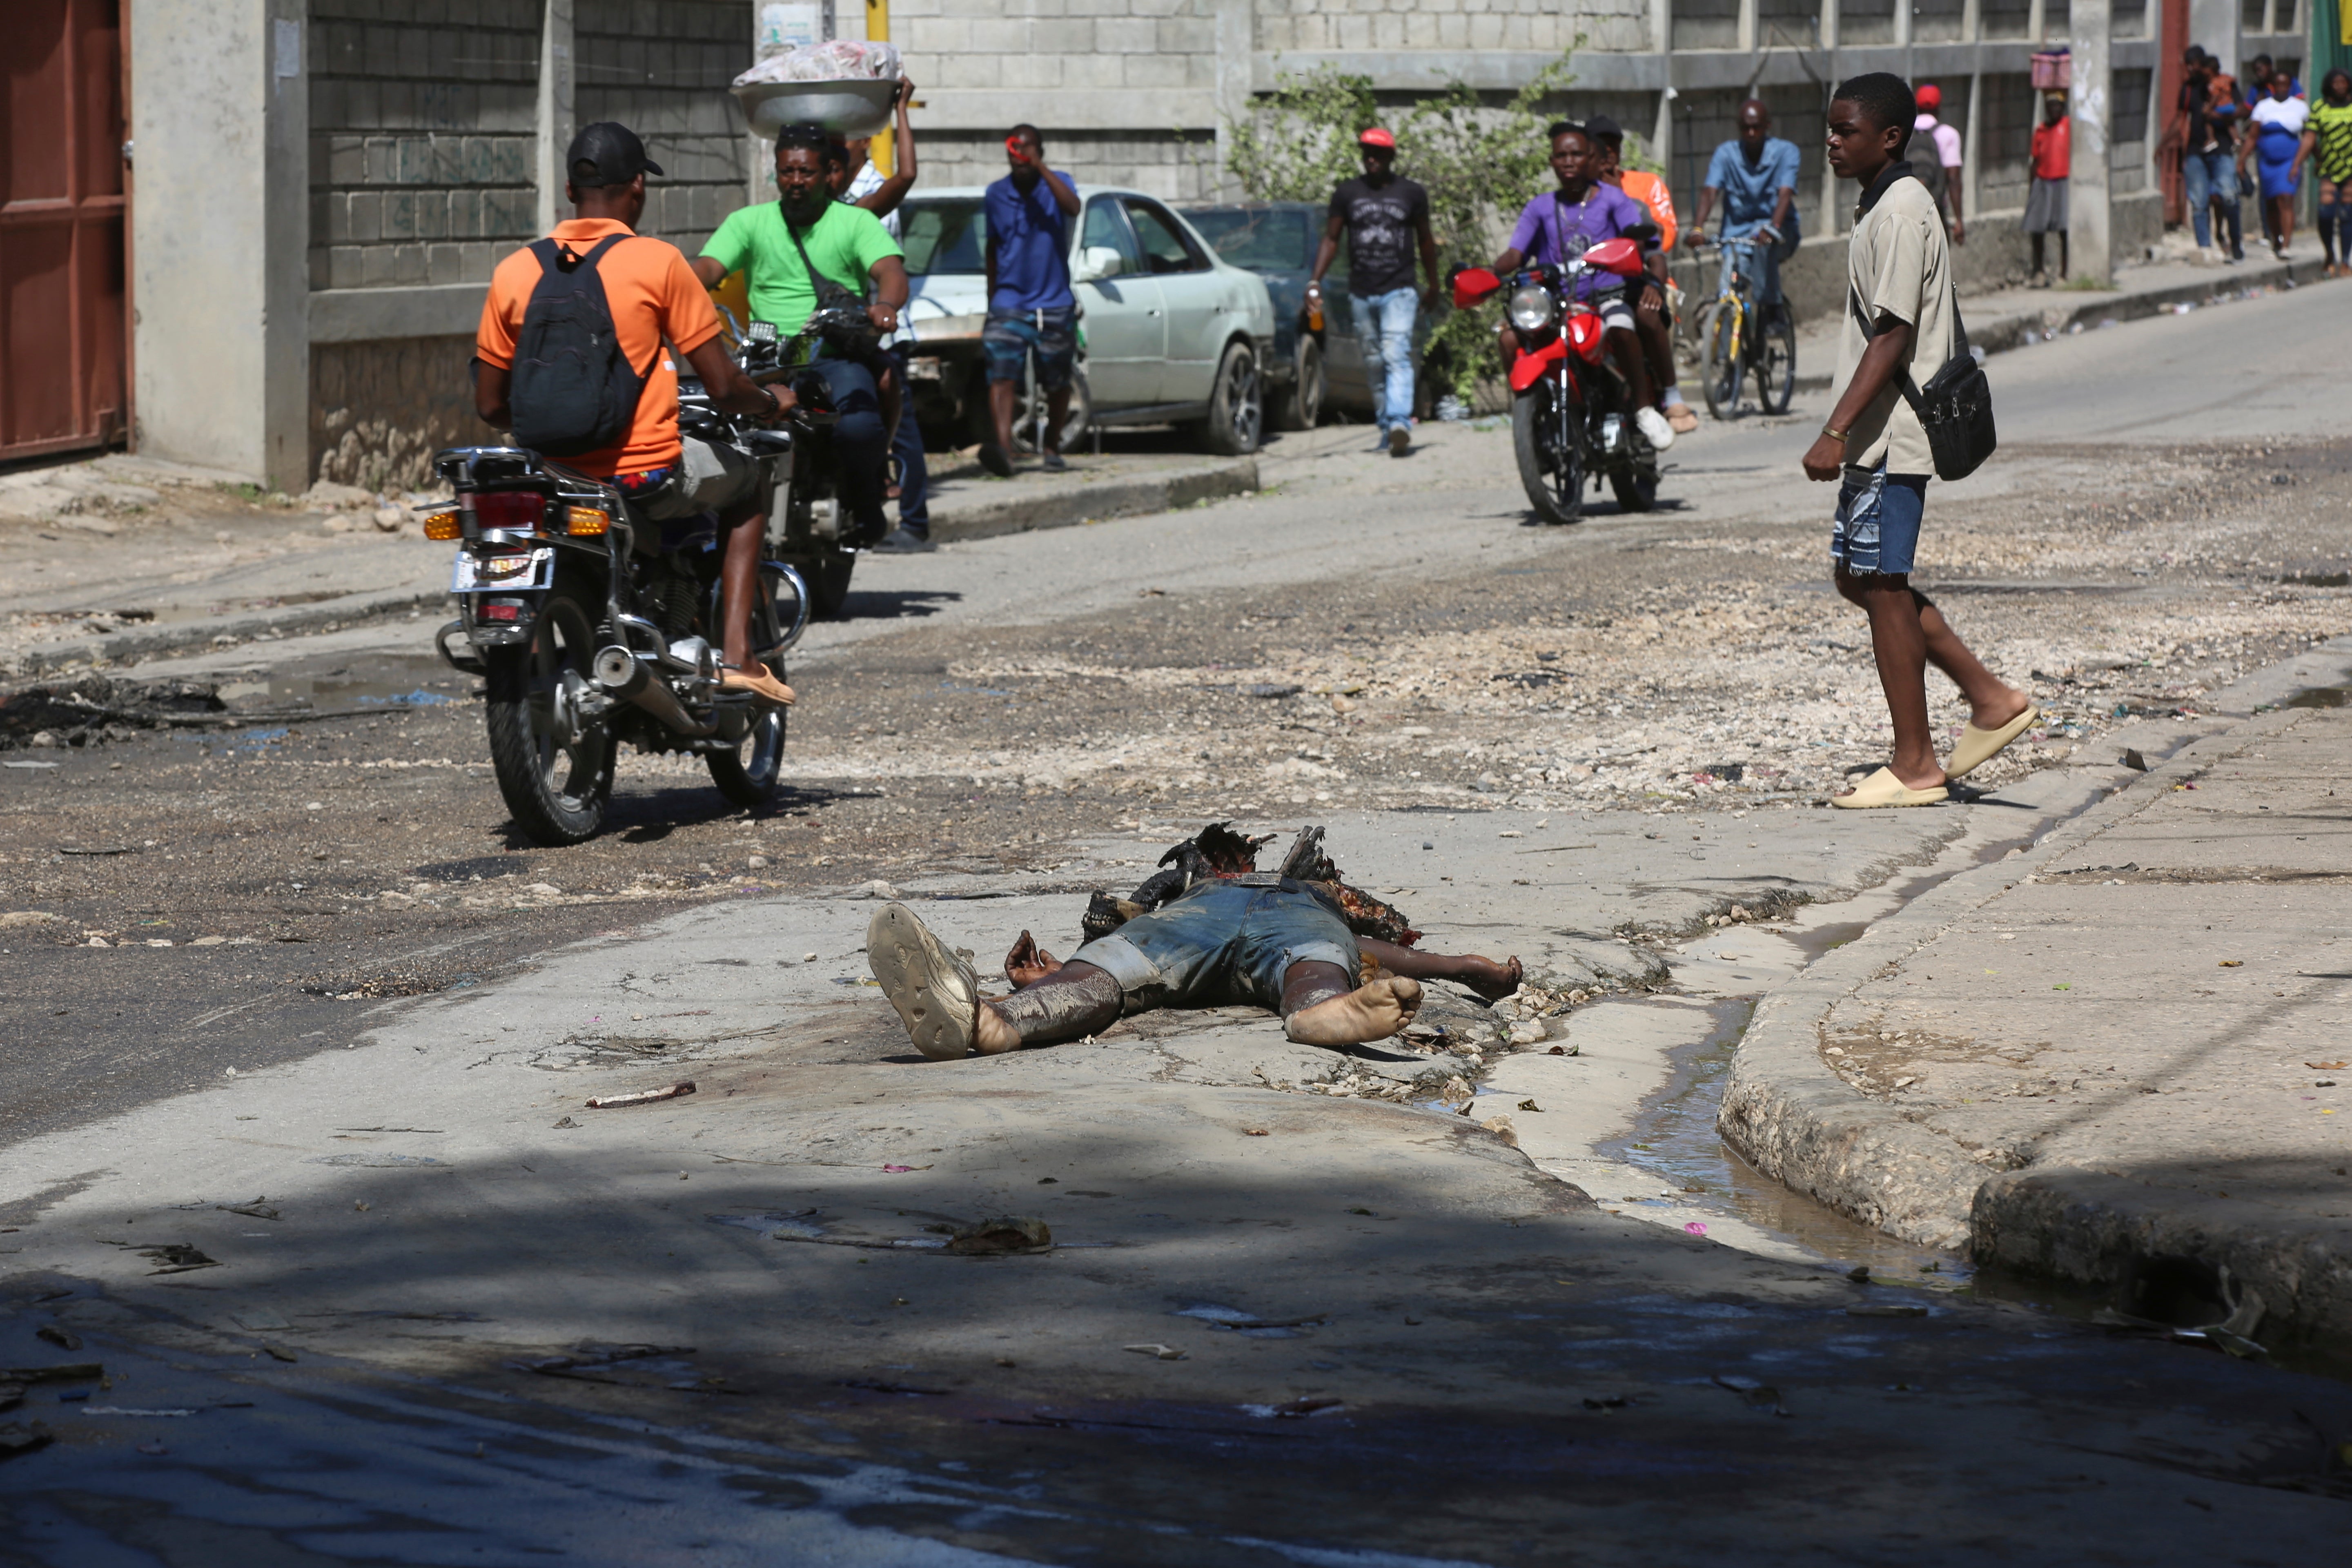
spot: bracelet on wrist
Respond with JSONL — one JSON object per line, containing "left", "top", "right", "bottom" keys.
{"left": 1822, "top": 424, "right": 1850, "bottom": 443}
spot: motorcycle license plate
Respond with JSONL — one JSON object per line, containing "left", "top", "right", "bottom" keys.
{"left": 452, "top": 546, "right": 553, "bottom": 594}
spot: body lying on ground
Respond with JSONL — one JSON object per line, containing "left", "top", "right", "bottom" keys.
{"left": 865, "top": 824, "right": 1521, "bottom": 1061}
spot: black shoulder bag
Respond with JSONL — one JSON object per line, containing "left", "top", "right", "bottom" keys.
{"left": 782, "top": 206, "right": 882, "bottom": 368}
{"left": 1849, "top": 265, "right": 1996, "bottom": 481}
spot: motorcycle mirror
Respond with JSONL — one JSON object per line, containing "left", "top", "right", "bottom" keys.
{"left": 1581, "top": 237, "right": 1646, "bottom": 277}
{"left": 1451, "top": 267, "right": 1501, "bottom": 309}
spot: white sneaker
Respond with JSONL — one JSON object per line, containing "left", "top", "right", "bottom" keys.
{"left": 2198, "top": 245, "right": 2220, "bottom": 267}
{"left": 1633, "top": 405, "right": 1675, "bottom": 452}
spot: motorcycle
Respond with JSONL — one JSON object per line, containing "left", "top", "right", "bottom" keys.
{"left": 1453, "top": 233, "right": 1662, "bottom": 526}
{"left": 700, "top": 304, "right": 889, "bottom": 621}
{"left": 425, "top": 376, "right": 820, "bottom": 846}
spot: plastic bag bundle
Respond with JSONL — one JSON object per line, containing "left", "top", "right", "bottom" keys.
{"left": 733, "top": 40, "right": 902, "bottom": 87}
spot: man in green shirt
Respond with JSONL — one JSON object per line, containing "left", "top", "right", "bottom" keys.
{"left": 692, "top": 122, "right": 910, "bottom": 546}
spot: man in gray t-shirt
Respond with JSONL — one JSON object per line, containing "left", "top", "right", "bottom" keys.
{"left": 1805, "top": 74, "right": 2034, "bottom": 812}
{"left": 1307, "top": 128, "right": 1440, "bottom": 457}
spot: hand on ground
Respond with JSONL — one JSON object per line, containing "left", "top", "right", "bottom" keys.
{"left": 1004, "top": 930, "right": 1062, "bottom": 987}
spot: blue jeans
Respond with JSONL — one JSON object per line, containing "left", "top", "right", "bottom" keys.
{"left": 1069, "top": 878, "right": 1359, "bottom": 1016}
{"left": 1831, "top": 463, "right": 1929, "bottom": 578}
{"left": 805, "top": 355, "right": 888, "bottom": 543}
{"left": 2183, "top": 148, "right": 2242, "bottom": 252}
{"left": 885, "top": 345, "right": 929, "bottom": 535}
{"left": 1354, "top": 286, "right": 1418, "bottom": 434}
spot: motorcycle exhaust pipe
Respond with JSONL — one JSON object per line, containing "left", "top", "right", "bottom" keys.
{"left": 593, "top": 645, "right": 717, "bottom": 738}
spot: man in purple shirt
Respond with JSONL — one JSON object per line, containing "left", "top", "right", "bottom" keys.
{"left": 1491, "top": 122, "right": 1674, "bottom": 451}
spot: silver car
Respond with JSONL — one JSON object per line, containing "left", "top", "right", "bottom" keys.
{"left": 893, "top": 185, "right": 1276, "bottom": 457}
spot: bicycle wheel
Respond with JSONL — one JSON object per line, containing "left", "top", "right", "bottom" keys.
{"left": 1699, "top": 299, "right": 1744, "bottom": 421}
{"left": 1753, "top": 303, "right": 1797, "bottom": 416}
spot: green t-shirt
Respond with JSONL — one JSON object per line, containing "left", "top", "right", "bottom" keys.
{"left": 700, "top": 199, "right": 904, "bottom": 334}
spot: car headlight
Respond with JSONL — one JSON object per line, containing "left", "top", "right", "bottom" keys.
{"left": 1507, "top": 285, "right": 1557, "bottom": 333}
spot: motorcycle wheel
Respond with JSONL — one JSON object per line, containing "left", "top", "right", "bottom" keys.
{"left": 1609, "top": 461, "right": 1660, "bottom": 513}
{"left": 1511, "top": 378, "right": 1584, "bottom": 526}
{"left": 484, "top": 584, "right": 614, "bottom": 846}
{"left": 1755, "top": 305, "right": 1797, "bottom": 415}
{"left": 1699, "top": 300, "right": 1743, "bottom": 421}
{"left": 806, "top": 552, "right": 855, "bottom": 620}
{"left": 708, "top": 575, "right": 791, "bottom": 808}
{"left": 1013, "top": 368, "right": 1094, "bottom": 455}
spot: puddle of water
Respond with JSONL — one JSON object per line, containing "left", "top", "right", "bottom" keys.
{"left": 2284, "top": 686, "right": 2349, "bottom": 709}
{"left": 1597, "top": 998, "right": 1972, "bottom": 1289}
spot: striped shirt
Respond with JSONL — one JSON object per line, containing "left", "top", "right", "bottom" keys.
{"left": 2312, "top": 101, "right": 2352, "bottom": 185}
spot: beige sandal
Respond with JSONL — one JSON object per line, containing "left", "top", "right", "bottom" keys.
{"left": 719, "top": 662, "right": 796, "bottom": 706}
{"left": 1831, "top": 766, "right": 1949, "bottom": 809}
{"left": 1945, "top": 706, "right": 2038, "bottom": 780}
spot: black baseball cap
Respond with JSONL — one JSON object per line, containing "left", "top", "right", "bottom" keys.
{"left": 566, "top": 122, "right": 664, "bottom": 188}
{"left": 1584, "top": 114, "right": 1624, "bottom": 146}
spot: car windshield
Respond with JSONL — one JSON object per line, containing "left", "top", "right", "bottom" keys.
{"left": 899, "top": 199, "right": 987, "bottom": 276}
{"left": 1183, "top": 207, "right": 1312, "bottom": 272}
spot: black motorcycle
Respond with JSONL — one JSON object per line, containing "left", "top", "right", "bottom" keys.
{"left": 697, "top": 305, "right": 886, "bottom": 620}
{"left": 427, "top": 408, "right": 813, "bottom": 844}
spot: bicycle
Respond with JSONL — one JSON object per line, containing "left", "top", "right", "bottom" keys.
{"left": 1692, "top": 234, "right": 1797, "bottom": 420}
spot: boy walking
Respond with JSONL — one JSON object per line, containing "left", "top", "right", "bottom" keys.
{"left": 1802, "top": 74, "right": 2034, "bottom": 809}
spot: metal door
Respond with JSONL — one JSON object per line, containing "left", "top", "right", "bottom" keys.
{"left": 2, "top": 0, "right": 127, "bottom": 461}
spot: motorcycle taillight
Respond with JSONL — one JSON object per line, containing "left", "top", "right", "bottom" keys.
{"left": 471, "top": 491, "right": 547, "bottom": 530}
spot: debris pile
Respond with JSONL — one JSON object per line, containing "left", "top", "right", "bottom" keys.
{"left": 0, "top": 676, "right": 225, "bottom": 750}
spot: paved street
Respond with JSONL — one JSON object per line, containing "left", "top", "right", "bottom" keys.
{"left": 4, "top": 283, "right": 2352, "bottom": 1558}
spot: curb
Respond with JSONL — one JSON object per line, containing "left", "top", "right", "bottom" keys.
{"left": 927, "top": 456, "right": 1257, "bottom": 545}
{"left": 9, "top": 586, "right": 449, "bottom": 679}
{"left": 1781, "top": 252, "right": 2328, "bottom": 393}
{"left": 9, "top": 458, "right": 1262, "bottom": 677}
{"left": 1719, "top": 637, "right": 2352, "bottom": 1336}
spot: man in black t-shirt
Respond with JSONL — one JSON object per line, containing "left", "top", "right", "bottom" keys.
{"left": 1307, "top": 127, "right": 1440, "bottom": 457}
{"left": 2173, "top": 45, "right": 2246, "bottom": 262}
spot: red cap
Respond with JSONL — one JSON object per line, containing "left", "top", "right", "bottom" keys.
{"left": 1358, "top": 127, "right": 1395, "bottom": 149}
{"left": 1915, "top": 84, "right": 1943, "bottom": 111}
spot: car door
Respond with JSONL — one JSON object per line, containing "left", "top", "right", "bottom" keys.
{"left": 1121, "top": 196, "right": 1223, "bottom": 405}
{"left": 1317, "top": 226, "right": 1368, "bottom": 407}
{"left": 1068, "top": 196, "right": 1163, "bottom": 410}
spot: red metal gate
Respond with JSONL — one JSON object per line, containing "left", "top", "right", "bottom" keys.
{"left": 1, "top": 0, "right": 127, "bottom": 462}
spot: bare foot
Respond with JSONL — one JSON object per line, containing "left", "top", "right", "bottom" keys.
{"left": 1458, "top": 956, "right": 1523, "bottom": 1002}
{"left": 1286, "top": 976, "right": 1424, "bottom": 1046}
{"left": 974, "top": 1002, "right": 1020, "bottom": 1055}
{"left": 1004, "top": 930, "right": 1062, "bottom": 987}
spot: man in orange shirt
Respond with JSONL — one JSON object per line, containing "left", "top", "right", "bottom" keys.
{"left": 474, "top": 122, "right": 793, "bottom": 702}
{"left": 1586, "top": 116, "right": 1696, "bottom": 434}
{"left": 2024, "top": 93, "right": 2071, "bottom": 284}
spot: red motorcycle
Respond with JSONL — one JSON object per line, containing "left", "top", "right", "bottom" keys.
{"left": 1455, "top": 236, "right": 1659, "bottom": 525}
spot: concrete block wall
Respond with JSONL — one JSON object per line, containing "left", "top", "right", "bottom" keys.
{"left": 915, "top": 132, "right": 1223, "bottom": 203}
{"left": 312, "top": 334, "right": 481, "bottom": 490}
{"left": 575, "top": 0, "right": 753, "bottom": 253}
{"left": 892, "top": 0, "right": 1222, "bottom": 93}
{"left": 307, "top": 0, "right": 542, "bottom": 293}
{"left": 1254, "top": 0, "right": 1650, "bottom": 56}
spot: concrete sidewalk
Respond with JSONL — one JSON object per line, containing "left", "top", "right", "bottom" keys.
{"left": 1721, "top": 638, "right": 2352, "bottom": 1346}
{"left": 1, "top": 444, "right": 1258, "bottom": 678}
{"left": 1782, "top": 232, "right": 2336, "bottom": 392}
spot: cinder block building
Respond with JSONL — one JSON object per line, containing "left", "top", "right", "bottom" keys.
{"left": 3, "top": 0, "right": 2319, "bottom": 491}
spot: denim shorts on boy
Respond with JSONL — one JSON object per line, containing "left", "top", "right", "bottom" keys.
{"left": 982, "top": 304, "right": 1077, "bottom": 388}
{"left": 1068, "top": 877, "right": 1360, "bottom": 1016}
{"left": 1830, "top": 463, "right": 1929, "bottom": 577}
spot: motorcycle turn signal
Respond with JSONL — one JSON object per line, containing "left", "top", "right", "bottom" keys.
{"left": 564, "top": 506, "right": 611, "bottom": 537}
{"left": 421, "top": 509, "right": 461, "bottom": 541}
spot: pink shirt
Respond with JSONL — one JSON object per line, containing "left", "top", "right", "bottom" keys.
{"left": 1913, "top": 113, "right": 1964, "bottom": 169}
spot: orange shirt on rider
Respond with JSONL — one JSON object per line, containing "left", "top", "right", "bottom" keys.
{"left": 1617, "top": 170, "right": 1678, "bottom": 252}
{"left": 474, "top": 218, "right": 723, "bottom": 478}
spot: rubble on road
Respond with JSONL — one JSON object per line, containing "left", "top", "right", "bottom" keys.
{"left": 0, "top": 675, "right": 226, "bottom": 750}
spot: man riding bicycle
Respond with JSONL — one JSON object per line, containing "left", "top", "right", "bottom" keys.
{"left": 1690, "top": 99, "right": 1802, "bottom": 323}
{"left": 473, "top": 122, "right": 794, "bottom": 704}
{"left": 691, "top": 120, "right": 910, "bottom": 554}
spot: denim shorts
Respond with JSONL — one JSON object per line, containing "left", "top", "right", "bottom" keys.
{"left": 982, "top": 305, "right": 1077, "bottom": 388}
{"left": 1069, "top": 878, "right": 1359, "bottom": 1015}
{"left": 1831, "top": 463, "right": 1929, "bottom": 577}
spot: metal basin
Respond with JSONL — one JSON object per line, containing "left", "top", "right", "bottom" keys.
{"left": 733, "top": 78, "right": 896, "bottom": 138}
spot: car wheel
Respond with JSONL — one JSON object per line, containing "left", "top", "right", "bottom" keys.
{"left": 1199, "top": 340, "right": 1261, "bottom": 456}
{"left": 1271, "top": 336, "right": 1325, "bottom": 431}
